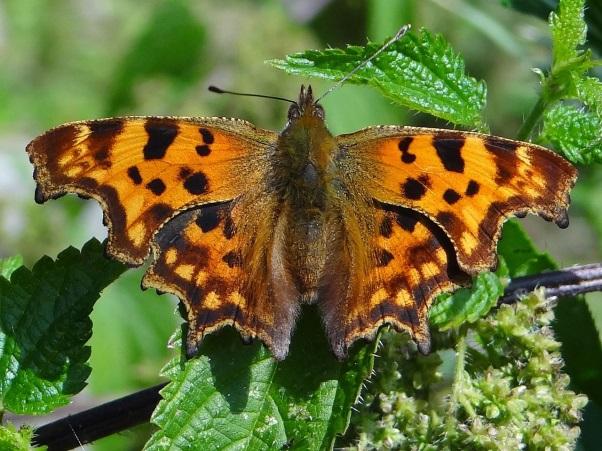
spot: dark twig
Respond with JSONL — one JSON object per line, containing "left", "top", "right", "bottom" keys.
{"left": 499, "top": 263, "right": 602, "bottom": 304}
{"left": 31, "top": 263, "right": 602, "bottom": 450}
{"left": 31, "top": 382, "right": 167, "bottom": 450}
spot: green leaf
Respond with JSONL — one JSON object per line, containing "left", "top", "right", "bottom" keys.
{"left": 550, "top": 0, "right": 586, "bottom": 64}
{"left": 106, "top": 0, "right": 206, "bottom": 114}
{"left": 0, "top": 239, "right": 126, "bottom": 414}
{"left": 554, "top": 296, "right": 602, "bottom": 407}
{"left": 269, "top": 28, "right": 487, "bottom": 128}
{"left": 541, "top": 103, "right": 602, "bottom": 165}
{"left": 145, "top": 306, "right": 376, "bottom": 450}
{"left": 430, "top": 259, "right": 507, "bottom": 330}
{"left": 0, "top": 255, "right": 23, "bottom": 279}
{"left": 577, "top": 76, "right": 602, "bottom": 115}
{"left": 497, "top": 221, "right": 557, "bottom": 277}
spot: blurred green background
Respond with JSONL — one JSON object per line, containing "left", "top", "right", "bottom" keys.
{"left": 1, "top": 0, "right": 600, "bottom": 448}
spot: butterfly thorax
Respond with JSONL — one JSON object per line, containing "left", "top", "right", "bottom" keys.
{"left": 271, "top": 85, "right": 342, "bottom": 296}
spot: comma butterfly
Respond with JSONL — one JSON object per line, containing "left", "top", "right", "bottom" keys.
{"left": 26, "top": 19, "right": 577, "bottom": 364}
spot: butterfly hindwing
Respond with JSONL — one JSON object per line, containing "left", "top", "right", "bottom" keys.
{"left": 143, "top": 199, "right": 299, "bottom": 360}
{"left": 27, "top": 117, "right": 277, "bottom": 264}
{"left": 337, "top": 127, "right": 577, "bottom": 274}
{"left": 320, "top": 204, "right": 467, "bottom": 357}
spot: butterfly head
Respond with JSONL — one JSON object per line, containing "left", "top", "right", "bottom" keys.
{"left": 287, "top": 85, "right": 325, "bottom": 122}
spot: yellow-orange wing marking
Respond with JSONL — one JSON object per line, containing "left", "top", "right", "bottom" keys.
{"left": 27, "top": 117, "right": 276, "bottom": 264}
{"left": 337, "top": 127, "right": 577, "bottom": 274}
{"left": 319, "top": 204, "right": 468, "bottom": 357}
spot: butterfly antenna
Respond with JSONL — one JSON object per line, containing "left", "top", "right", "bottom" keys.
{"left": 208, "top": 85, "right": 296, "bottom": 104}
{"left": 314, "top": 24, "right": 411, "bottom": 104}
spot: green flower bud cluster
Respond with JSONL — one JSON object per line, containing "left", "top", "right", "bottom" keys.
{"left": 345, "top": 291, "right": 587, "bottom": 450}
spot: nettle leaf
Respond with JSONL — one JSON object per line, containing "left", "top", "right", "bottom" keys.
{"left": 146, "top": 307, "right": 375, "bottom": 450}
{"left": 0, "top": 239, "right": 126, "bottom": 414}
{"left": 542, "top": 103, "right": 602, "bottom": 165}
{"left": 497, "top": 221, "right": 557, "bottom": 277}
{"left": 0, "top": 255, "right": 23, "bottom": 279}
{"left": 550, "top": 0, "right": 586, "bottom": 63}
{"left": 269, "top": 28, "right": 487, "bottom": 128}
{"left": 430, "top": 259, "right": 508, "bottom": 330}
{"left": 577, "top": 76, "right": 602, "bottom": 115}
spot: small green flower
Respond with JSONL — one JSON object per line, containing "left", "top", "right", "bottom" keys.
{"left": 346, "top": 291, "right": 586, "bottom": 450}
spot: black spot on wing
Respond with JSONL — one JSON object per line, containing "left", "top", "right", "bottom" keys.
{"left": 199, "top": 128, "right": 215, "bottom": 144}
{"left": 402, "top": 178, "right": 427, "bottom": 200}
{"left": 465, "top": 180, "right": 479, "bottom": 196}
{"left": 143, "top": 119, "right": 179, "bottom": 160}
{"left": 146, "top": 178, "right": 166, "bottom": 196}
{"left": 195, "top": 208, "right": 221, "bottom": 233}
{"left": 443, "top": 189, "right": 461, "bottom": 205}
{"left": 183, "top": 172, "right": 208, "bottom": 195}
{"left": 148, "top": 203, "right": 173, "bottom": 223}
{"left": 375, "top": 248, "right": 394, "bottom": 267}
{"left": 396, "top": 211, "right": 418, "bottom": 232}
{"left": 484, "top": 138, "right": 519, "bottom": 184}
{"left": 398, "top": 137, "right": 416, "bottom": 164}
{"left": 433, "top": 136, "right": 465, "bottom": 173}
{"left": 89, "top": 119, "right": 124, "bottom": 136}
{"left": 127, "top": 166, "right": 143, "bottom": 185}
{"left": 196, "top": 145, "right": 211, "bottom": 156}
{"left": 88, "top": 120, "right": 123, "bottom": 169}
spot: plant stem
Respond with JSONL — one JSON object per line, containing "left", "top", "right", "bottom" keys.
{"left": 445, "top": 332, "right": 474, "bottom": 443}
{"left": 517, "top": 94, "right": 549, "bottom": 140}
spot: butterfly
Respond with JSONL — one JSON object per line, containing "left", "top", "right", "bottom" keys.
{"left": 26, "top": 85, "right": 577, "bottom": 360}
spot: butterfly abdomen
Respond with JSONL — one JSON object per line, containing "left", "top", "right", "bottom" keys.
{"left": 270, "top": 103, "right": 348, "bottom": 298}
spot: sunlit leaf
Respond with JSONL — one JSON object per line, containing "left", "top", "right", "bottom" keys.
{"left": 0, "top": 255, "right": 23, "bottom": 280}
{"left": 550, "top": 0, "right": 587, "bottom": 63}
{"left": 430, "top": 260, "right": 507, "bottom": 330}
{"left": 269, "top": 28, "right": 486, "bottom": 128}
{"left": 542, "top": 103, "right": 602, "bottom": 165}
{"left": 146, "top": 307, "right": 375, "bottom": 450}
{"left": 0, "top": 239, "right": 126, "bottom": 414}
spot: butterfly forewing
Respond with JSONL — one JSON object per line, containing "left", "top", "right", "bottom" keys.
{"left": 337, "top": 127, "right": 577, "bottom": 274}
{"left": 27, "top": 117, "right": 277, "bottom": 264}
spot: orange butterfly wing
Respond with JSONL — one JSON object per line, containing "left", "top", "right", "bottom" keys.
{"left": 143, "top": 196, "right": 300, "bottom": 360}
{"left": 27, "top": 117, "right": 299, "bottom": 357}
{"left": 319, "top": 203, "right": 469, "bottom": 357}
{"left": 337, "top": 127, "right": 577, "bottom": 274}
{"left": 325, "top": 127, "right": 577, "bottom": 356}
{"left": 27, "top": 117, "right": 275, "bottom": 264}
